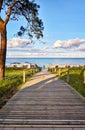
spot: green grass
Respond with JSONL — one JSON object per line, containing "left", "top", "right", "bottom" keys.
{"left": 0, "top": 67, "right": 40, "bottom": 108}
{"left": 49, "top": 67, "right": 85, "bottom": 97}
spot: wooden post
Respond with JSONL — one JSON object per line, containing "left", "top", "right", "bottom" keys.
{"left": 66, "top": 69, "right": 70, "bottom": 83}
{"left": 31, "top": 69, "right": 33, "bottom": 75}
{"left": 36, "top": 68, "right": 37, "bottom": 72}
{"left": 83, "top": 70, "right": 85, "bottom": 84}
{"left": 58, "top": 68, "right": 61, "bottom": 77}
{"left": 55, "top": 68, "right": 56, "bottom": 72}
{"left": 23, "top": 71, "right": 25, "bottom": 83}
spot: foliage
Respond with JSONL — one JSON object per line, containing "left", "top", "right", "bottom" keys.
{"left": 1, "top": 0, "right": 44, "bottom": 39}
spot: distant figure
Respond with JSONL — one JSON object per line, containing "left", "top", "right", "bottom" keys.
{"left": 43, "top": 65, "right": 45, "bottom": 69}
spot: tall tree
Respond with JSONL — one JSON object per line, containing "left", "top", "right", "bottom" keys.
{"left": 0, "top": 0, "right": 44, "bottom": 80}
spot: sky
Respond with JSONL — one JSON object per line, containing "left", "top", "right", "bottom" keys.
{"left": 2, "top": 0, "right": 85, "bottom": 58}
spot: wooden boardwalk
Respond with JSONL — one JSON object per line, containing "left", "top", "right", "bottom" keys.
{"left": 0, "top": 69, "right": 85, "bottom": 130}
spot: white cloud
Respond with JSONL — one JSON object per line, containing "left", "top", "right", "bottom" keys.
{"left": 53, "top": 38, "right": 85, "bottom": 49}
{"left": 53, "top": 40, "right": 63, "bottom": 48}
{"left": 76, "top": 44, "right": 85, "bottom": 51}
{"left": 7, "top": 38, "right": 32, "bottom": 48}
{"left": 63, "top": 38, "right": 85, "bottom": 48}
{"left": 7, "top": 47, "right": 85, "bottom": 58}
{"left": 6, "top": 37, "right": 85, "bottom": 58}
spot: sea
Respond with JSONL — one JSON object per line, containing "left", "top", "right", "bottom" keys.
{"left": 6, "top": 58, "right": 85, "bottom": 67}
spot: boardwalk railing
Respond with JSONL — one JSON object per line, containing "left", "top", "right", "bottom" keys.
{"left": 48, "top": 67, "right": 85, "bottom": 97}
{"left": 48, "top": 67, "right": 85, "bottom": 83}
{"left": 48, "top": 67, "right": 70, "bottom": 82}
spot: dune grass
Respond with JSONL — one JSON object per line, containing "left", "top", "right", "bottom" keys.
{"left": 49, "top": 67, "right": 85, "bottom": 97}
{"left": 0, "top": 67, "right": 40, "bottom": 108}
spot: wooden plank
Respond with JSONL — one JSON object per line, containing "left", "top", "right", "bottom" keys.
{"left": 0, "top": 70, "right": 85, "bottom": 128}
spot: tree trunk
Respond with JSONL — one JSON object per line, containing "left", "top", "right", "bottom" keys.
{"left": 0, "top": 18, "right": 7, "bottom": 80}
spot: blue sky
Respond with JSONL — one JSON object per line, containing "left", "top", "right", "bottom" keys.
{"left": 3, "top": 0, "right": 85, "bottom": 58}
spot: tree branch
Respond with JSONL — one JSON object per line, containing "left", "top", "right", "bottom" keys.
{"left": 4, "top": 0, "right": 18, "bottom": 26}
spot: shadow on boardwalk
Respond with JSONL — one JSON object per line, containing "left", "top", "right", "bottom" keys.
{"left": 0, "top": 69, "right": 85, "bottom": 129}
